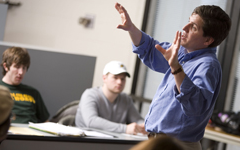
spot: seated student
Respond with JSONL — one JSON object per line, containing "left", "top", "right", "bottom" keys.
{"left": 0, "top": 47, "right": 49, "bottom": 123}
{"left": 0, "top": 85, "right": 14, "bottom": 142}
{"left": 75, "top": 61, "right": 147, "bottom": 135}
{"left": 130, "top": 135, "right": 184, "bottom": 150}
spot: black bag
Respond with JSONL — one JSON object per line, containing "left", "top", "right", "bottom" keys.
{"left": 210, "top": 110, "right": 240, "bottom": 135}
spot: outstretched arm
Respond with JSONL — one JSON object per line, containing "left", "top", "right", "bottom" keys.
{"left": 115, "top": 2, "right": 142, "bottom": 46}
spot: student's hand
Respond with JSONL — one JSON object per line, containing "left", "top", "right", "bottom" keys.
{"left": 155, "top": 31, "right": 182, "bottom": 70}
{"left": 138, "top": 123, "right": 148, "bottom": 135}
{"left": 126, "top": 122, "right": 147, "bottom": 135}
{"left": 115, "top": 3, "right": 134, "bottom": 31}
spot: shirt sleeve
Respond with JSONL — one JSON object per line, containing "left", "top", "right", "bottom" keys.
{"left": 132, "top": 31, "right": 171, "bottom": 73}
{"left": 174, "top": 62, "right": 221, "bottom": 117}
{"left": 79, "top": 89, "right": 127, "bottom": 133}
{"left": 125, "top": 96, "right": 144, "bottom": 124}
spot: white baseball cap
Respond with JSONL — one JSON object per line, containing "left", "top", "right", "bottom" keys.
{"left": 103, "top": 61, "right": 130, "bottom": 77}
{"left": 0, "top": 85, "right": 13, "bottom": 125}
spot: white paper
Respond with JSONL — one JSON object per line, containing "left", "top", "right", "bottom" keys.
{"left": 29, "top": 122, "right": 85, "bottom": 136}
{"left": 28, "top": 122, "right": 114, "bottom": 138}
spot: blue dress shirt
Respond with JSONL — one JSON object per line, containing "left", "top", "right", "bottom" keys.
{"left": 132, "top": 31, "right": 222, "bottom": 142}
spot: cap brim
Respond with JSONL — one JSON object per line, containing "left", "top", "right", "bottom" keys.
{"left": 126, "top": 72, "right": 130, "bottom": 78}
{"left": 109, "top": 71, "right": 130, "bottom": 78}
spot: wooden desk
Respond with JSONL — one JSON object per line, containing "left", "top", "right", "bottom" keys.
{"left": 0, "top": 123, "right": 147, "bottom": 150}
{"left": 204, "top": 126, "right": 240, "bottom": 147}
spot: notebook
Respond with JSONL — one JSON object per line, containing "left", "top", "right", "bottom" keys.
{"left": 29, "top": 122, "right": 114, "bottom": 138}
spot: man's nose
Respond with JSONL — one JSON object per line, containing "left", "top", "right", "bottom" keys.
{"left": 18, "top": 68, "right": 24, "bottom": 74}
{"left": 182, "top": 23, "right": 190, "bottom": 32}
{"left": 117, "top": 79, "right": 123, "bottom": 84}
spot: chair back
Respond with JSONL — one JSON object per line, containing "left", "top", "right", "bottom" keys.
{"left": 50, "top": 100, "right": 79, "bottom": 126}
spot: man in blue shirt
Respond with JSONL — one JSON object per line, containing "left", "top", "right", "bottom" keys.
{"left": 115, "top": 3, "right": 231, "bottom": 150}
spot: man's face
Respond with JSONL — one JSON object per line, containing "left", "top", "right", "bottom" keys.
{"left": 181, "top": 13, "right": 212, "bottom": 52}
{"left": 103, "top": 73, "right": 126, "bottom": 94}
{"left": 3, "top": 63, "right": 27, "bottom": 85}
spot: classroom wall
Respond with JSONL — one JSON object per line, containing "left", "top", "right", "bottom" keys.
{"left": 0, "top": 4, "right": 8, "bottom": 40}
{"left": 2, "top": 0, "right": 146, "bottom": 94}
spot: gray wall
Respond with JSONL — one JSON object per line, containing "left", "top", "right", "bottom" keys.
{"left": 0, "top": 45, "right": 96, "bottom": 118}
{"left": 0, "top": 4, "right": 8, "bottom": 40}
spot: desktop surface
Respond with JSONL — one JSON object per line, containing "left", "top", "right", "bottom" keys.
{"left": 0, "top": 123, "right": 147, "bottom": 150}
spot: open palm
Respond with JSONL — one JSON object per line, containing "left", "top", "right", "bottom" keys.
{"left": 155, "top": 31, "right": 181, "bottom": 67}
{"left": 115, "top": 3, "right": 133, "bottom": 31}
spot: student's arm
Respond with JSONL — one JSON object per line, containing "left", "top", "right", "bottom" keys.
{"left": 126, "top": 97, "right": 147, "bottom": 134}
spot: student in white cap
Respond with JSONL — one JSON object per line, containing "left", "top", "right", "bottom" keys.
{"left": 0, "top": 85, "right": 14, "bottom": 142}
{"left": 75, "top": 61, "right": 147, "bottom": 135}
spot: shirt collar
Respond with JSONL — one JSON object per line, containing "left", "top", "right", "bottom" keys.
{"left": 182, "top": 46, "right": 217, "bottom": 61}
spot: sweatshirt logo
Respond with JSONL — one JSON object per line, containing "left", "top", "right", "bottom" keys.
{"left": 10, "top": 93, "right": 36, "bottom": 104}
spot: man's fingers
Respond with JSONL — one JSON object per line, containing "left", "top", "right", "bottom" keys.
{"left": 115, "top": 3, "right": 121, "bottom": 12}
{"left": 173, "top": 31, "right": 181, "bottom": 46}
{"left": 116, "top": 24, "right": 123, "bottom": 29}
{"left": 176, "top": 31, "right": 181, "bottom": 46}
{"left": 173, "top": 31, "right": 178, "bottom": 44}
{"left": 116, "top": 20, "right": 127, "bottom": 29}
{"left": 155, "top": 44, "right": 166, "bottom": 54}
{"left": 116, "top": 23, "right": 129, "bottom": 30}
{"left": 115, "top": 3, "right": 126, "bottom": 14}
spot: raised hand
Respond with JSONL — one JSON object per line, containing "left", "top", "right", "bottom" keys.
{"left": 115, "top": 3, "right": 134, "bottom": 31}
{"left": 155, "top": 31, "right": 181, "bottom": 69}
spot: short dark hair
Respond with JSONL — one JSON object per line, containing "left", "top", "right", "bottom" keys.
{"left": 0, "top": 115, "right": 11, "bottom": 142}
{"left": 1, "top": 47, "right": 30, "bottom": 75}
{"left": 193, "top": 5, "right": 231, "bottom": 47}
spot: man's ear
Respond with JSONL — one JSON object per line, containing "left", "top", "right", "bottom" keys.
{"left": 102, "top": 74, "right": 107, "bottom": 81}
{"left": 204, "top": 37, "right": 214, "bottom": 46}
{"left": 3, "top": 63, "right": 8, "bottom": 72}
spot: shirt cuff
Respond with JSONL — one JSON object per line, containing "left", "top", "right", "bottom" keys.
{"left": 174, "top": 76, "right": 195, "bottom": 103}
{"left": 132, "top": 31, "right": 149, "bottom": 55}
